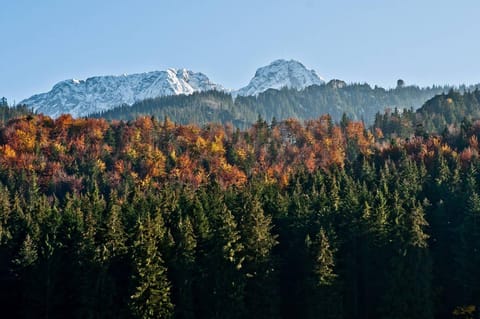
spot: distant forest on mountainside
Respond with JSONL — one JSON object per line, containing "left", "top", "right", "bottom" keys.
{"left": 90, "top": 81, "right": 459, "bottom": 127}
{"left": 374, "top": 89, "right": 480, "bottom": 138}
{"left": 1, "top": 89, "right": 480, "bottom": 318}
{"left": 0, "top": 98, "right": 32, "bottom": 124}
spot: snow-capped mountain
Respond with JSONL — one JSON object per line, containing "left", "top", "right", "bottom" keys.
{"left": 21, "top": 69, "right": 224, "bottom": 118}
{"left": 235, "top": 59, "right": 325, "bottom": 96}
{"left": 20, "top": 59, "right": 326, "bottom": 118}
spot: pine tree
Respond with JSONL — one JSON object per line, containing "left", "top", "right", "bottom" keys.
{"left": 198, "top": 184, "right": 245, "bottom": 319}
{"left": 187, "top": 193, "right": 212, "bottom": 319}
{"left": 306, "top": 227, "right": 342, "bottom": 319}
{"left": 312, "top": 228, "right": 337, "bottom": 286}
{"left": 130, "top": 214, "right": 173, "bottom": 319}
{"left": 170, "top": 214, "right": 197, "bottom": 319}
{"left": 381, "top": 195, "right": 433, "bottom": 319}
{"left": 94, "top": 191, "right": 129, "bottom": 318}
{"left": 454, "top": 166, "right": 480, "bottom": 308}
{"left": 235, "top": 189, "right": 279, "bottom": 319}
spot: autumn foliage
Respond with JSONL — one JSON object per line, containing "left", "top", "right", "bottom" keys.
{"left": 5, "top": 113, "right": 480, "bottom": 198}
{"left": 2, "top": 111, "right": 480, "bottom": 319}
{"left": 0, "top": 115, "right": 374, "bottom": 193}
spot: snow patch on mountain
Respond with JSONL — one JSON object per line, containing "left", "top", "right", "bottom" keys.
{"left": 235, "top": 59, "right": 325, "bottom": 96}
{"left": 20, "top": 59, "right": 326, "bottom": 118}
{"left": 20, "top": 69, "right": 224, "bottom": 118}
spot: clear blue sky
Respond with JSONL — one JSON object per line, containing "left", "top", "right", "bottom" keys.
{"left": 1, "top": 0, "right": 480, "bottom": 102}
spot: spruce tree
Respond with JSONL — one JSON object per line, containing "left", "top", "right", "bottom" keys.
{"left": 306, "top": 227, "right": 343, "bottom": 319}
{"left": 130, "top": 214, "right": 174, "bottom": 319}
{"left": 235, "top": 189, "right": 279, "bottom": 319}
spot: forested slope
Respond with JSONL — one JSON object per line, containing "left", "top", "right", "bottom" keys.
{"left": 374, "top": 89, "right": 480, "bottom": 138}
{"left": 0, "top": 112, "right": 479, "bottom": 318}
{"left": 92, "top": 82, "right": 451, "bottom": 127}
{"left": 0, "top": 99, "right": 32, "bottom": 125}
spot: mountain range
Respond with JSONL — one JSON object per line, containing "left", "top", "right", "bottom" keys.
{"left": 20, "top": 59, "right": 325, "bottom": 118}
{"left": 20, "top": 69, "right": 224, "bottom": 118}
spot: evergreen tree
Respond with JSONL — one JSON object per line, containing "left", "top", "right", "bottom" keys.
{"left": 130, "top": 214, "right": 174, "bottom": 319}
{"left": 453, "top": 166, "right": 480, "bottom": 308}
{"left": 234, "top": 189, "right": 279, "bottom": 319}
{"left": 204, "top": 188, "right": 245, "bottom": 319}
{"left": 381, "top": 196, "right": 433, "bottom": 319}
{"left": 306, "top": 227, "right": 342, "bottom": 319}
{"left": 170, "top": 214, "right": 197, "bottom": 319}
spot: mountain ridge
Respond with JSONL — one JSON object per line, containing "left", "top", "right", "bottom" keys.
{"left": 21, "top": 69, "right": 225, "bottom": 118}
{"left": 20, "top": 59, "right": 326, "bottom": 118}
{"left": 234, "top": 59, "right": 325, "bottom": 96}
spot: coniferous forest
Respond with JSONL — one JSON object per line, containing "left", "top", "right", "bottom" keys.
{"left": 1, "top": 93, "right": 480, "bottom": 319}
{"left": 90, "top": 82, "right": 457, "bottom": 127}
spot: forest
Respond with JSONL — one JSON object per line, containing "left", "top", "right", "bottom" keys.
{"left": 374, "top": 89, "right": 480, "bottom": 139}
{"left": 91, "top": 81, "right": 456, "bottom": 127}
{"left": 0, "top": 92, "right": 479, "bottom": 319}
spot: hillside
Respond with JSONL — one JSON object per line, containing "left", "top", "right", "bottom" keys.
{"left": 92, "top": 82, "right": 450, "bottom": 126}
{"left": 0, "top": 113, "right": 479, "bottom": 318}
{"left": 0, "top": 98, "right": 33, "bottom": 125}
{"left": 374, "top": 89, "right": 480, "bottom": 137}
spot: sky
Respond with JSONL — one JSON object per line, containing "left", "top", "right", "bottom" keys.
{"left": 1, "top": 0, "right": 480, "bottom": 103}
